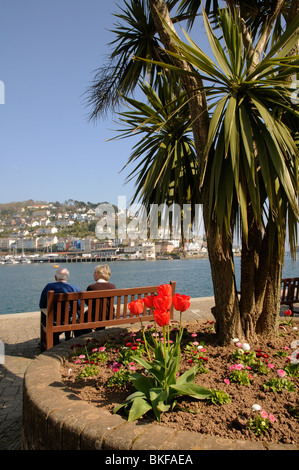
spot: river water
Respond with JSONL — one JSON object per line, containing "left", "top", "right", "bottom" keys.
{"left": 0, "top": 255, "right": 298, "bottom": 315}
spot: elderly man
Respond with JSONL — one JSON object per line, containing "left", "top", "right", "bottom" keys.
{"left": 39, "top": 267, "right": 80, "bottom": 345}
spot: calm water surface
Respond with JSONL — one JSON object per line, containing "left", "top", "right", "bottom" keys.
{"left": 0, "top": 255, "right": 298, "bottom": 315}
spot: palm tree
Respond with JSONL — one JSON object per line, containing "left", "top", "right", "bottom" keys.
{"left": 87, "top": 0, "right": 298, "bottom": 344}
{"left": 114, "top": 74, "right": 200, "bottom": 244}
{"left": 147, "top": 0, "right": 299, "bottom": 342}
{"left": 86, "top": 0, "right": 175, "bottom": 119}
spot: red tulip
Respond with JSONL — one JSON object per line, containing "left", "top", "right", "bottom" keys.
{"left": 172, "top": 293, "right": 191, "bottom": 312}
{"left": 284, "top": 309, "right": 292, "bottom": 316}
{"left": 154, "top": 309, "right": 170, "bottom": 327}
{"left": 153, "top": 295, "right": 172, "bottom": 311}
{"left": 158, "top": 284, "right": 172, "bottom": 297}
{"left": 142, "top": 295, "right": 154, "bottom": 308}
{"left": 128, "top": 299, "right": 144, "bottom": 315}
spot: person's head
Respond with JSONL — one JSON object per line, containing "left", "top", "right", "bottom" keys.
{"left": 94, "top": 264, "right": 111, "bottom": 282}
{"left": 55, "top": 267, "right": 70, "bottom": 282}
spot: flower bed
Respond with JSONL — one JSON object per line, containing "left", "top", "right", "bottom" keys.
{"left": 61, "top": 288, "right": 299, "bottom": 446}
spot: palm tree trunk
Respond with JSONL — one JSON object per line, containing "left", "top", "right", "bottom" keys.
{"left": 203, "top": 199, "right": 243, "bottom": 344}
{"left": 239, "top": 207, "right": 285, "bottom": 341}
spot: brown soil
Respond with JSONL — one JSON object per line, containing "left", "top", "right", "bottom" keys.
{"left": 61, "top": 320, "right": 299, "bottom": 446}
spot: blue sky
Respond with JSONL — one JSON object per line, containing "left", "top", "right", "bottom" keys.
{"left": 0, "top": 0, "right": 209, "bottom": 207}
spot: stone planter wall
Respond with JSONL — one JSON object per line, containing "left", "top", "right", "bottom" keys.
{"left": 22, "top": 329, "right": 296, "bottom": 451}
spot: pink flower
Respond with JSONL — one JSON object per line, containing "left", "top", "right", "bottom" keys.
{"left": 267, "top": 363, "right": 274, "bottom": 369}
{"left": 269, "top": 414, "right": 275, "bottom": 423}
{"left": 111, "top": 362, "right": 122, "bottom": 373}
{"left": 260, "top": 410, "right": 268, "bottom": 419}
{"left": 277, "top": 369, "right": 286, "bottom": 378}
{"left": 99, "top": 346, "right": 106, "bottom": 352}
{"left": 224, "top": 379, "right": 230, "bottom": 385}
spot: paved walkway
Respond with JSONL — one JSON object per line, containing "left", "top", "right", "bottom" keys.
{"left": 0, "top": 297, "right": 215, "bottom": 451}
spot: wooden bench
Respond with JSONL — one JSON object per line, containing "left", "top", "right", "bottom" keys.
{"left": 40, "top": 281, "right": 176, "bottom": 351}
{"left": 281, "top": 277, "right": 299, "bottom": 313}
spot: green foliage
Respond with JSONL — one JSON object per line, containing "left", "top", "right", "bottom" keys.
{"left": 206, "top": 389, "right": 230, "bottom": 405}
{"left": 117, "top": 342, "right": 145, "bottom": 365}
{"left": 107, "top": 369, "right": 132, "bottom": 388}
{"left": 229, "top": 369, "right": 252, "bottom": 386}
{"left": 248, "top": 414, "right": 271, "bottom": 436}
{"left": 113, "top": 326, "right": 212, "bottom": 422}
{"left": 284, "top": 363, "right": 299, "bottom": 379}
{"left": 116, "top": 74, "right": 200, "bottom": 215}
{"left": 177, "top": 8, "right": 298, "bottom": 250}
{"left": 230, "top": 350, "right": 269, "bottom": 375}
{"left": 263, "top": 377, "right": 296, "bottom": 393}
{"left": 77, "top": 364, "right": 99, "bottom": 379}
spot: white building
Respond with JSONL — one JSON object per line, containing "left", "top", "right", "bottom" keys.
{"left": 142, "top": 242, "right": 155, "bottom": 259}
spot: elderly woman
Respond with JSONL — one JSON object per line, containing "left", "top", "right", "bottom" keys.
{"left": 85, "top": 265, "right": 116, "bottom": 330}
{"left": 87, "top": 264, "right": 116, "bottom": 291}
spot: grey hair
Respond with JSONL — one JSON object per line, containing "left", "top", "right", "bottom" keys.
{"left": 55, "top": 268, "right": 70, "bottom": 281}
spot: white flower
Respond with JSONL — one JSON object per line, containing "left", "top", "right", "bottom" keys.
{"left": 242, "top": 343, "right": 250, "bottom": 351}
{"left": 237, "top": 348, "right": 244, "bottom": 355}
{"left": 232, "top": 338, "right": 239, "bottom": 343}
{"left": 290, "top": 340, "right": 299, "bottom": 349}
{"left": 252, "top": 404, "right": 262, "bottom": 412}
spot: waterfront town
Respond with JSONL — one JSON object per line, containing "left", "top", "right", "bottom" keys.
{"left": 0, "top": 200, "right": 226, "bottom": 264}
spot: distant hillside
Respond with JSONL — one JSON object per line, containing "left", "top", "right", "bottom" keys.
{"left": 0, "top": 199, "right": 118, "bottom": 212}
{"left": 0, "top": 200, "right": 47, "bottom": 210}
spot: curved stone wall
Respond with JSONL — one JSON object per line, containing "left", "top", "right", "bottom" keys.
{"left": 22, "top": 329, "right": 297, "bottom": 451}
